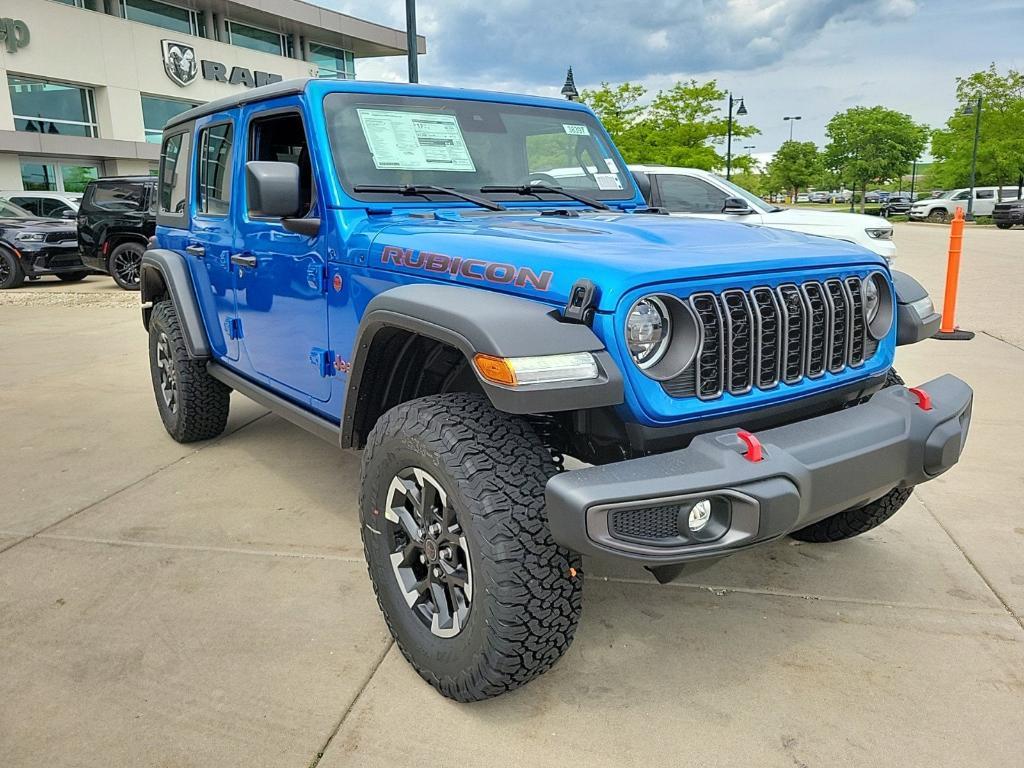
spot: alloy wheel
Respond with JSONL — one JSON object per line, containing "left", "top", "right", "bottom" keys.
{"left": 156, "top": 332, "right": 179, "bottom": 414}
{"left": 114, "top": 248, "right": 142, "bottom": 287}
{"left": 0, "top": 256, "right": 10, "bottom": 284}
{"left": 384, "top": 467, "right": 473, "bottom": 638}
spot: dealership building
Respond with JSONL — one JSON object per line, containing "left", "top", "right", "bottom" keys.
{"left": 0, "top": 0, "right": 423, "bottom": 192}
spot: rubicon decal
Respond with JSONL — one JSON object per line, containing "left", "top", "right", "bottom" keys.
{"left": 381, "top": 246, "right": 553, "bottom": 292}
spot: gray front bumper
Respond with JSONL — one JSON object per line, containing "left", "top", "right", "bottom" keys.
{"left": 545, "top": 375, "right": 973, "bottom": 565}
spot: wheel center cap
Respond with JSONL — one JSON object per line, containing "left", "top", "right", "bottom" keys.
{"left": 423, "top": 538, "right": 439, "bottom": 563}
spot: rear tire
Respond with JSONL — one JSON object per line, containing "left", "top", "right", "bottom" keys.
{"left": 790, "top": 369, "right": 912, "bottom": 543}
{"left": 0, "top": 248, "right": 25, "bottom": 289}
{"left": 360, "top": 392, "right": 583, "bottom": 702}
{"left": 109, "top": 242, "right": 145, "bottom": 290}
{"left": 996, "top": 223, "right": 1013, "bottom": 230}
{"left": 148, "top": 300, "right": 230, "bottom": 443}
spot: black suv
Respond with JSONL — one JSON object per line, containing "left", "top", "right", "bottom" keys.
{"left": 78, "top": 176, "right": 157, "bottom": 290}
{"left": 881, "top": 193, "right": 914, "bottom": 217}
{"left": 0, "top": 199, "right": 88, "bottom": 289}
{"left": 993, "top": 199, "right": 1024, "bottom": 229}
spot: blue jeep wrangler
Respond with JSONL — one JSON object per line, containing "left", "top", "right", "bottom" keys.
{"left": 140, "top": 79, "right": 972, "bottom": 702}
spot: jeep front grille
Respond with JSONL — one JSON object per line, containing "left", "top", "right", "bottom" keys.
{"left": 662, "top": 278, "right": 878, "bottom": 400}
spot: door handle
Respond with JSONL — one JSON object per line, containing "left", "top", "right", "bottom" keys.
{"left": 185, "top": 244, "right": 206, "bottom": 257}
{"left": 230, "top": 253, "right": 257, "bottom": 269}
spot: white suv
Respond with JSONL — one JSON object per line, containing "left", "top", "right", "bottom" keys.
{"left": 0, "top": 191, "right": 82, "bottom": 219}
{"left": 627, "top": 166, "right": 896, "bottom": 262}
{"left": 908, "top": 186, "right": 1021, "bottom": 222}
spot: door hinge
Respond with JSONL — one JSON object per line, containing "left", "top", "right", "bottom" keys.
{"left": 307, "top": 263, "right": 330, "bottom": 293}
{"left": 224, "top": 317, "right": 243, "bottom": 340}
{"left": 310, "top": 347, "right": 335, "bottom": 377}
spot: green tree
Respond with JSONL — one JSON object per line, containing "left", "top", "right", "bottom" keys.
{"left": 930, "top": 64, "right": 1024, "bottom": 195}
{"left": 581, "top": 80, "right": 757, "bottom": 171}
{"left": 766, "top": 141, "right": 820, "bottom": 202}
{"left": 823, "top": 106, "right": 928, "bottom": 212}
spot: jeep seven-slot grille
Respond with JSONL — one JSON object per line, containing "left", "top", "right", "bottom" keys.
{"left": 662, "top": 277, "right": 876, "bottom": 400}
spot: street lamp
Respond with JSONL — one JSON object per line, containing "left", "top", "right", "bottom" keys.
{"left": 561, "top": 67, "right": 580, "bottom": 101}
{"left": 962, "top": 96, "right": 982, "bottom": 221}
{"left": 725, "top": 93, "right": 747, "bottom": 180}
{"left": 783, "top": 115, "right": 802, "bottom": 141}
{"left": 405, "top": 0, "right": 418, "bottom": 83}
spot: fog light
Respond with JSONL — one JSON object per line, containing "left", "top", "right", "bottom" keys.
{"left": 688, "top": 499, "right": 712, "bottom": 532}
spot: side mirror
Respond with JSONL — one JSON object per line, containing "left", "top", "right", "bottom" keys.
{"left": 722, "top": 197, "right": 754, "bottom": 215}
{"left": 246, "top": 161, "right": 301, "bottom": 218}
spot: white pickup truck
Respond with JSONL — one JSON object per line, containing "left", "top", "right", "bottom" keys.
{"left": 909, "top": 186, "right": 1022, "bottom": 222}
{"left": 628, "top": 165, "right": 897, "bottom": 262}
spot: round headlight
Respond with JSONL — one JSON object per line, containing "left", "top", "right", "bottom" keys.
{"left": 864, "top": 272, "right": 894, "bottom": 339}
{"left": 626, "top": 297, "right": 670, "bottom": 369}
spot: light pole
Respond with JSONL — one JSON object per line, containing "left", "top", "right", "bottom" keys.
{"left": 405, "top": 0, "right": 418, "bottom": 83}
{"left": 561, "top": 67, "right": 579, "bottom": 101}
{"left": 783, "top": 115, "right": 802, "bottom": 141}
{"left": 909, "top": 158, "right": 918, "bottom": 201}
{"left": 962, "top": 96, "right": 982, "bottom": 221}
{"left": 725, "top": 93, "right": 747, "bottom": 181}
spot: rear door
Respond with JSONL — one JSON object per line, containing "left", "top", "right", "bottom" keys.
{"left": 233, "top": 103, "right": 331, "bottom": 401}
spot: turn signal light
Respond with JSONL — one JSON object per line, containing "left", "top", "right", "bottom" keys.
{"left": 473, "top": 354, "right": 516, "bottom": 386}
{"left": 473, "top": 352, "right": 600, "bottom": 387}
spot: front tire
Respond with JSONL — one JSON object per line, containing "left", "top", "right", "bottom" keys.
{"left": 360, "top": 393, "right": 583, "bottom": 702}
{"left": 790, "top": 369, "right": 912, "bottom": 543}
{"left": 148, "top": 300, "right": 230, "bottom": 442}
{"left": 0, "top": 248, "right": 25, "bottom": 289}
{"left": 109, "top": 242, "right": 144, "bottom": 290}
{"left": 927, "top": 209, "right": 948, "bottom": 223}
{"left": 996, "top": 223, "right": 1013, "bottom": 230}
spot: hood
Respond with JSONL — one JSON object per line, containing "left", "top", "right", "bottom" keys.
{"left": 764, "top": 207, "right": 890, "bottom": 230}
{"left": 362, "top": 209, "right": 885, "bottom": 311}
{"left": 0, "top": 217, "right": 76, "bottom": 232}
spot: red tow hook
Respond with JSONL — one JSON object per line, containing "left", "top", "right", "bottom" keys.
{"left": 736, "top": 430, "right": 764, "bottom": 462}
{"left": 907, "top": 387, "right": 933, "bottom": 411}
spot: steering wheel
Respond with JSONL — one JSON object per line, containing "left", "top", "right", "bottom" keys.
{"left": 525, "top": 172, "right": 562, "bottom": 187}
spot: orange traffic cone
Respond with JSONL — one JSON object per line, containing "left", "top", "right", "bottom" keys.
{"left": 933, "top": 207, "right": 975, "bottom": 341}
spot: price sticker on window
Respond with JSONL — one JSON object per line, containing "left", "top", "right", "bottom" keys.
{"left": 563, "top": 124, "right": 590, "bottom": 136}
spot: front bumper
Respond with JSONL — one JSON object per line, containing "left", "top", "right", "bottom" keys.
{"left": 16, "top": 245, "right": 88, "bottom": 276}
{"left": 545, "top": 375, "right": 972, "bottom": 565}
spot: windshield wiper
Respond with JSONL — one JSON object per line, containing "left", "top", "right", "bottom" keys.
{"left": 352, "top": 184, "right": 505, "bottom": 212}
{"left": 481, "top": 184, "right": 610, "bottom": 211}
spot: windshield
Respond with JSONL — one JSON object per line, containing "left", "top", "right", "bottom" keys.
{"left": 709, "top": 175, "right": 771, "bottom": 213}
{"left": 323, "top": 93, "right": 635, "bottom": 204}
{"left": 0, "top": 200, "right": 33, "bottom": 218}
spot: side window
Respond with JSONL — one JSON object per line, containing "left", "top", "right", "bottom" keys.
{"left": 656, "top": 175, "right": 729, "bottom": 213}
{"left": 976, "top": 189, "right": 994, "bottom": 200}
{"left": 248, "top": 111, "right": 313, "bottom": 217}
{"left": 82, "top": 182, "right": 146, "bottom": 212}
{"left": 196, "top": 122, "right": 233, "bottom": 216}
{"left": 159, "top": 131, "right": 191, "bottom": 214}
{"left": 41, "top": 199, "right": 69, "bottom": 217}
{"left": 952, "top": 191, "right": 970, "bottom": 201}
{"left": 9, "top": 197, "right": 41, "bottom": 215}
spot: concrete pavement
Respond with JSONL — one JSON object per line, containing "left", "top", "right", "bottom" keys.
{"left": 1, "top": 223, "right": 1022, "bottom": 766}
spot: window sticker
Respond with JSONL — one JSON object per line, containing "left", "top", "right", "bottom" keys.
{"left": 357, "top": 109, "right": 476, "bottom": 172}
{"left": 563, "top": 123, "right": 590, "bottom": 136}
{"left": 604, "top": 158, "right": 619, "bottom": 173}
{"left": 594, "top": 173, "right": 623, "bottom": 190}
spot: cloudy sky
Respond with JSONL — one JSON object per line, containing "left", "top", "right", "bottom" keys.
{"left": 323, "top": 0, "right": 1024, "bottom": 164}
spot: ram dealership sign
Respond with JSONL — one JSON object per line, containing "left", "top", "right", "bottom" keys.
{"left": 161, "top": 39, "right": 283, "bottom": 89}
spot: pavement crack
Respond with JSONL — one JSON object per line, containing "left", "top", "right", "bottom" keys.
{"left": 0, "top": 411, "right": 269, "bottom": 557}
{"left": 34, "top": 533, "right": 366, "bottom": 562}
{"left": 308, "top": 639, "right": 394, "bottom": 768}
{"left": 917, "top": 494, "right": 1024, "bottom": 632}
{"left": 980, "top": 329, "right": 1024, "bottom": 353}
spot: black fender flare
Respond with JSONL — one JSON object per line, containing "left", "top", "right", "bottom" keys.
{"left": 140, "top": 249, "right": 211, "bottom": 358}
{"left": 891, "top": 270, "right": 941, "bottom": 345}
{"left": 341, "top": 284, "right": 624, "bottom": 448}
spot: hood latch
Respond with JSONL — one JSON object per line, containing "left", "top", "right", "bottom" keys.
{"left": 562, "top": 279, "right": 598, "bottom": 325}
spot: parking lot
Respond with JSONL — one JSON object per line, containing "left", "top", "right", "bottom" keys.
{"left": 1, "top": 222, "right": 1022, "bottom": 767}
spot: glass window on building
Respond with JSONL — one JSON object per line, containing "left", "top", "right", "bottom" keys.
{"left": 61, "top": 165, "right": 99, "bottom": 193}
{"left": 309, "top": 43, "right": 356, "bottom": 79}
{"left": 227, "top": 21, "right": 285, "bottom": 55}
{"left": 142, "top": 95, "right": 200, "bottom": 143}
{"left": 9, "top": 76, "right": 98, "bottom": 138}
{"left": 21, "top": 161, "right": 58, "bottom": 191}
{"left": 20, "top": 159, "right": 100, "bottom": 192}
{"left": 53, "top": 0, "right": 87, "bottom": 7}
{"left": 197, "top": 123, "right": 233, "bottom": 216}
{"left": 159, "top": 131, "right": 190, "bottom": 214}
{"left": 122, "top": 0, "right": 204, "bottom": 36}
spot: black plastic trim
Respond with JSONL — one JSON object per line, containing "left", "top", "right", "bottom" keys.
{"left": 207, "top": 363, "right": 340, "bottom": 444}
{"left": 139, "top": 249, "right": 211, "bottom": 358}
{"left": 341, "top": 284, "right": 624, "bottom": 447}
{"left": 892, "top": 270, "right": 942, "bottom": 345}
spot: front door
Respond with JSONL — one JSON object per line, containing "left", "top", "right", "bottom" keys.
{"left": 234, "top": 105, "right": 331, "bottom": 401}
{"left": 653, "top": 174, "right": 761, "bottom": 224}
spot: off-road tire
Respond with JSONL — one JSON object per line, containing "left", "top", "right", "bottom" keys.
{"left": 148, "top": 300, "right": 230, "bottom": 443}
{"left": 0, "top": 248, "right": 25, "bottom": 289}
{"left": 57, "top": 271, "right": 90, "bottom": 282}
{"left": 109, "top": 242, "right": 145, "bottom": 291}
{"left": 790, "top": 369, "right": 912, "bottom": 543}
{"left": 360, "top": 392, "right": 583, "bottom": 702}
